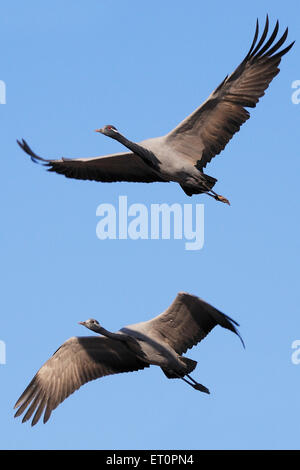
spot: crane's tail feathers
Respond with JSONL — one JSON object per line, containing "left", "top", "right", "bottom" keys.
{"left": 181, "top": 357, "right": 198, "bottom": 373}
{"left": 161, "top": 357, "right": 197, "bottom": 379}
{"left": 180, "top": 173, "right": 217, "bottom": 196}
{"left": 161, "top": 368, "right": 177, "bottom": 379}
{"left": 202, "top": 173, "right": 218, "bottom": 190}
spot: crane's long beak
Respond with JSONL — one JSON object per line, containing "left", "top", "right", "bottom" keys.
{"left": 95, "top": 128, "right": 103, "bottom": 134}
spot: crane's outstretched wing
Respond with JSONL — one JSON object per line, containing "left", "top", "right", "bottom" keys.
{"left": 17, "top": 139, "right": 166, "bottom": 183}
{"left": 165, "top": 17, "right": 294, "bottom": 169}
{"left": 14, "top": 336, "right": 149, "bottom": 426}
{"left": 147, "top": 292, "right": 244, "bottom": 355}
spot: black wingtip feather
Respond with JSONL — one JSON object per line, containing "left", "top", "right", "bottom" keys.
{"left": 17, "top": 138, "right": 51, "bottom": 166}
{"left": 197, "top": 295, "right": 245, "bottom": 349}
{"left": 270, "top": 40, "right": 295, "bottom": 61}
{"left": 206, "top": 304, "right": 245, "bottom": 349}
{"left": 250, "top": 15, "right": 269, "bottom": 57}
{"left": 262, "top": 27, "right": 289, "bottom": 58}
{"left": 253, "top": 20, "right": 279, "bottom": 59}
{"left": 244, "top": 17, "right": 294, "bottom": 65}
{"left": 218, "top": 312, "right": 245, "bottom": 349}
{"left": 227, "top": 316, "right": 245, "bottom": 349}
{"left": 245, "top": 18, "right": 259, "bottom": 59}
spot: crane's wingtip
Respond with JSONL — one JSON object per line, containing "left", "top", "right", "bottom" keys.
{"left": 231, "top": 320, "right": 245, "bottom": 348}
{"left": 16, "top": 138, "right": 24, "bottom": 149}
{"left": 238, "top": 334, "right": 246, "bottom": 349}
{"left": 17, "top": 138, "right": 51, "bottom": 166}
{"left": 223, "top": 313, "right": 245, "bottom": 348}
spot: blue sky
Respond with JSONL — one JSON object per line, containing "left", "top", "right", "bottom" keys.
{"left": 1, "top": 0, "right": 300, "bottom": 450}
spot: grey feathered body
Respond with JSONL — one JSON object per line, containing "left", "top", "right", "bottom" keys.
{"left": 139, "top": 136, "right": 213, "bottom": 194}
{"left": 119, "top": 322, "right": 194, "bottom": 374}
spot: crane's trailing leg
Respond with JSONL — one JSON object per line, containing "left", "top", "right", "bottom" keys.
{"left": 206, "top": 190, "right": 230, "bottom": 205}
{"left": 186, "top": 374, "right": 210, "bottom": 393}
{"left": 174, "top": 372, "right": 210, "bottom": 393}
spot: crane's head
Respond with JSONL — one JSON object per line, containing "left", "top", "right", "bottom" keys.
{"left": 78, "top": 318, "right": 102, "bottom": 333}
{"left": 95, "top": 125, "right": 119, "bottom": 137}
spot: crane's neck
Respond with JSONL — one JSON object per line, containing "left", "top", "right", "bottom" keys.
{"left": 96, "top": 325, "right": 129, "bottom": 342}
{"left": 111, "top": 132, "right": 160, "bottom": 170}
